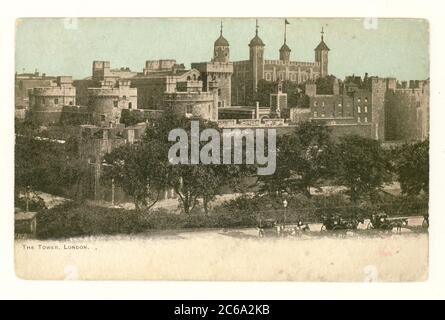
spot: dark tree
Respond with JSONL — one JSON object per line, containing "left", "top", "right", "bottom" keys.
{"left": 259, "top": 121, "right": 335, "bottom": 198}
{"left": 393, "top": 140, "right": 429, "bottom": 196}
{"left": 334, "top": 135, "right": 392, "bottom": 202}
{"left": 102, "top": 142, "right": 167, "bottom": 211}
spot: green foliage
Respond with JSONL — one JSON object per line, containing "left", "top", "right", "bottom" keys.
{"left": 14, "top": 192, "right": 47, "bottom": 211}
{"left": 315, "top": 75, "right": 338, "bottom": 95}
{"left": 393, "top": 140, "right": 429, "bottom": 196}
{"left": 15, "top": 135, "right": 87, "bottom": 199}
{"left": 259, "top": 121, "right": 335, "bottom": 197}
{"left": 120, "top": 109, "right": 147, "bottom": 127}
{"left": 254, "top": 80, "right": 276, "bottom": 107}
{"left": 143, "top": 113, "right": 251, "bottom": 214}
{"left": 36, "top": 202, "right": 258, "bottom": 239}
{"left": 254, "top": 80, "right": 299, "bottom": 107}
{"left": 334, "top": 135, "right": 392, "bottom": 202}
{"left": 103, "top": 142, "right": 167, "bottom": 211}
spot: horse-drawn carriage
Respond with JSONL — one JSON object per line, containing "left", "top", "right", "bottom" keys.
{"left": 320, "top": 214, "right": 364, "bottom": 231}
{"left": 367, "top": 213, "right": 408, "bottom": 233}
{"left": 257, "top": 218, "right": 310, "bottom": 237}
{"left": 257, "top": 218, "right": 278, "bottom": 237}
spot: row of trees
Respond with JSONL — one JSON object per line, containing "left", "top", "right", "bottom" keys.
{"left": 102, "top": 114, "right": 253, "bottom": 213}
{"left": 15, "top": 114, "right": 429, "bottom": 214}
{"left": 101, "top": 113, "right": 429, "bottom": 213}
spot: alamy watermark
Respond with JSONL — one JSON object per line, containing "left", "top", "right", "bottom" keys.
{"left": 168, "top": 121, "right": 276, "bottom": 175}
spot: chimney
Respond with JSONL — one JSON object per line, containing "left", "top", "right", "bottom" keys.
{"left": 256, "top": 101, "right": 260, "bottom": 120}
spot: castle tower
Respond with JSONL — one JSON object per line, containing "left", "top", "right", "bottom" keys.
{"left": 249, "top": 19, "right": 265, "bottom": 95}
{"left": 279, "top": 19, "right": 291, "bottom": 62}
{"left": 314, "top": 27, "right": 330, "bottom": 78}
{"left": 213, "top": 21, "right": 230, "bottom": 63}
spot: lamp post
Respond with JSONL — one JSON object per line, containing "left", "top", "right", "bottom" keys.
{"left": 102, "top": 160, "right": 115, "bottom": 207}
{"left": 282, "top": 199, "right": 288, "bottom": 228}
{"left": 25, "top": 185, "right": 30, "bottom": 212}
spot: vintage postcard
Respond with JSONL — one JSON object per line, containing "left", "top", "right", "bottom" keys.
{"left": 14, "top": 17, "right": 429, "bottom": 281}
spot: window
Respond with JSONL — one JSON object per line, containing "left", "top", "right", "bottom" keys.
{"left": 123, "top": 95, "right": 127, "bottom": 100}
{"left": 218, "top": 89, "right": 221, "bottom": 96}
{"left": 69, "top": 101, "right": 73, "bottom": 106}
{"left": 365, "top": 98, "right": 368, "bottom": 102}
{"left": 113, "top": 101, "right": 118, "bottom": 108}
{"left": 266, "top": 73, "right": 271, "bottom": 81}
{"left": 186, "top": 105, "right": 193, "bottom": 114}
{"left": 364, "top": 106, "right": 368, "bottom": 113}
{"left": 128, "top": 102, "right": 132, "bottom": 109}
{"left": 357, "top": 106, "right": 361, "bottom": 113}
{"left": 314, "top": 101, "right": 318, "bottom": 107}
{"left": 364, "top": 117, "right": 368, "bottom": 123}
{"left": 313, "top": 111, "right": 318, "bottom": 117}
{"left": 357, "top": 117, "right": 361, "bottom": 123}
{"left": 322, "top": 101, "right": 325, "bottom": 107}
{"left": 357, "top": 97, "right": 361, "bottom": 102}
{"left": 338, "top": 103, "right": 342, "bottom": 107}
{"left": 101, "top": 115, "right": 106, "bottom": 122}
{"left": 321, "top": 112, "right": 325, "bottom": 117}
{"left": 54, "top": 98, "right": 59, "bottom": 104}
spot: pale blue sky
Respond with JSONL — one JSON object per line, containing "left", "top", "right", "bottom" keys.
{"left": 15, "top": 18, "right": 429, "bottom": 81}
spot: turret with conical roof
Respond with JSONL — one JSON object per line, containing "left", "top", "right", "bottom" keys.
{"left": 315, "top": 27, "right": 330, "bottom": 77}
{"left": 214, "top": 21, "right": 230, "bottom": 63}
{"left": 279, "top": 19, "right": 291, "bottom": 62}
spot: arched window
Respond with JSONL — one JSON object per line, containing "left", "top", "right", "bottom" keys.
{"left": 128, "top": 102, "right": 132, "bottom": 109}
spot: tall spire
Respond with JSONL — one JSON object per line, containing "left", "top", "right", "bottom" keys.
{"left": 220, "top": 20, "right": 223, "bottom": 36}
{"left": 321, "top": 26, "right": 324, "bottom": 41}
{"left": 255, "top": 19, "right": 259, "bottom": 36}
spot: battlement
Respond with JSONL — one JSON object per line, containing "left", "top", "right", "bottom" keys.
{"left": 192, "top": 61, "right": 234, "bottom": 74}
{"left": 163, "top": 91, "right": 215, "bottom": 102}
{"left": 397, "top": 79, "right": 429, "bottom": 90}
{"left": 87, "top": 85, "right": 137, "bottom": 98}
{"left": 31, "top": 86, "right": 76, "bottom": 97}
{"left": 264, "top": 60, "right": 319, "bottom": 67}
{"left": 93, "top": 61, "right": 111, "bottom": 69}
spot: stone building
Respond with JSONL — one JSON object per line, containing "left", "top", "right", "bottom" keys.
{"left": 192, "top": 22, "right": 234, "bottom": 108}
{"left": 231, "top": 21, "right": 329, "bottom": 106}
{"left": 87, "top": 79, "right": 137, "bottom": 126}
{"left": 28, "top": 76, "right": 77, "bottom": 124}
{"left": 297, "top": 75, "right": 398, "bottom": 140}
{"left": 74, "top": 61, "right": 138, "bottom": 126}
{"left": 130, "top": 60, "right": 201, "bottom": 110}
{"left": 163, "top": 79, "right": 219, "bottom": 121}
{"left": 15, "top": 71, "right": 56, "bottom": 119}
{"left": 385, "top": 80, "right": 429, "bottom": 141}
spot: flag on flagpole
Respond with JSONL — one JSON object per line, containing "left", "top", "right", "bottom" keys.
{"left": 285, "top": 19, "right": 290, "bottom": 25}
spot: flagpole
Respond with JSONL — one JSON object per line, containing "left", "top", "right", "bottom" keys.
{"left": 284, "top": 20, "right": 287, "bottom": 44}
